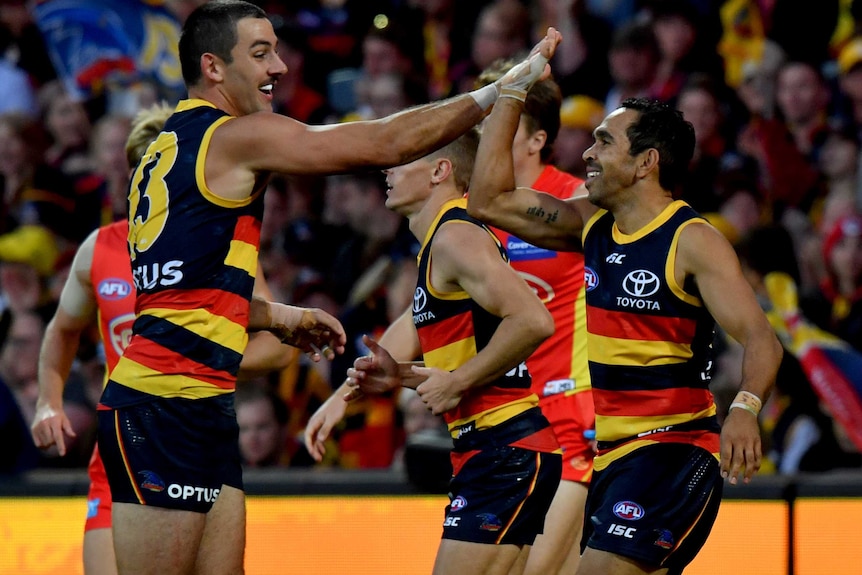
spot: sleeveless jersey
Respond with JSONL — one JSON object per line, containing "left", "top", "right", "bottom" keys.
{"left": 102, "top": 99, "right": 265, "bottom": 407}
{"left": 491, "top": 165, "right": 590, "bottom": 397}
{"left": 91, "top": 220, "right": 135, "bottom": 382}
{"left": 582, "top": 200, "right": 720, "bottom": 469}
{"left": 413, "top": 198, "right": 538, "bottom": 438}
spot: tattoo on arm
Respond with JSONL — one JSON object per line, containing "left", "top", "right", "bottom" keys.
{"left": 525, "top": 205, "right": 559, "bottom": 224}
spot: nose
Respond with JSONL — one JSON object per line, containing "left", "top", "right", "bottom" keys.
{"left": 582, "top": 143, "right": 596, "bottom": 163}
{"left": 272, "top": 53, "right": 288, "bottom": 77}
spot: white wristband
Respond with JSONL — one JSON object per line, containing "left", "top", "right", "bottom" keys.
{"left": 469, "top": 83, "right": 499, "bottom": 111}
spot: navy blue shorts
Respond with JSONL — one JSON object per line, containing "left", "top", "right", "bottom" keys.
{"left": 581, "top": 443, "right": 722, "bottom": 574}
{"left": 442, "top": 443, "right": 561, "bottom": 546}
{"left": 97, "top": 393, "right": 243, "bottom": 513}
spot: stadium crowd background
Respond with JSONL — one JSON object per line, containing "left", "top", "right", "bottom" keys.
{"left": 1, "top": 0, "right": 861, "bottom": 478}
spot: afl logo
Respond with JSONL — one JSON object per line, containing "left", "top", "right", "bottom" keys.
{"left": 584, "top": 266, "right": 599, "bottom": 292}
{"left": 450, "top": 496, "right": 467, "bottom": 511}
{"left": 622, "top": 270, "right": 660, "bottom": 297}
{"left": 413, "top": 287, "right": 428, "bottom": 312}
{"left": 613, "top": 500, "right": 645, "bottom": 520}
{"left": 98, "top": 278, "right": 132, "bottom": 300}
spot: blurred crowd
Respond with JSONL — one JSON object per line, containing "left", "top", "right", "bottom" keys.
{"left": 1, "top": 0, "right": 862, "bottom": 478}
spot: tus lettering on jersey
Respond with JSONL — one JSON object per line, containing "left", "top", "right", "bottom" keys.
{"left": 133, "top": 260, "right": 184, "bottom": 290}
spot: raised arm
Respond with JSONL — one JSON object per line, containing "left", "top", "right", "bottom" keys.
{"left": 31, "top": 231, "right": 99, "bottom": 455}
{"left": 467, "top": 93, "right": 593, "bottom": 251}
{"left": 678, "top": 222, "right": 782, "bottom": 484}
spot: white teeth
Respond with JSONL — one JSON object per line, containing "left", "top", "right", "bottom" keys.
{"left": 260, "top": 84, "right": 273, "bottom": 93}
{"left": 587, "top": 171, "right": 599, "bottom": 178}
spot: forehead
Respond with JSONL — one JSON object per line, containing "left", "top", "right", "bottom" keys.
{"left": 597, "top": 108, "right": 636, "bottom": 139}
{"left": 234, "top": 17, "right": 276, "bottom": 49}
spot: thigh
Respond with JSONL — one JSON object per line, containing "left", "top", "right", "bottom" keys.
{"left": 195, "top": 485, "right": 247, "bottom": 575}
{"left": 112, "top": 501, "right": 206, "bottom": 575}
{"left": 445, "top": 446, "right": 561, "bottom": 546}
{"left": 433, "top": 538, "right": 523, "bottom": 575}
{"left": 582, "top": 444, "right": 722, "bottom": 572}
{"left": 83, "top": 527, "right": 117, "bottom": 575}
{"left": 524, "top": 479, "right": 589, "bottom": 575}
{"left": 97, "top": 396, "right": 242, "bottom": 513}
{"left": 577, "top": 547, "right": 668, "bottom": 575}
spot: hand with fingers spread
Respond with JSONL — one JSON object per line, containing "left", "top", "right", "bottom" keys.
{"left": 719, "top": 407, "right": 763, "bottom": 485}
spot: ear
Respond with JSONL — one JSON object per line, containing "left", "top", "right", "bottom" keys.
{"left": 430, "top": 158, "right": 452, "bottom": 185}
{"left": 636, "top": 148, "right": 660, "bottom": 180}
{"left": 527, "top": 129, "right": 547, "bottom": 157}
{"left": 200, "top": 53, "right": 225, "bottom": 83}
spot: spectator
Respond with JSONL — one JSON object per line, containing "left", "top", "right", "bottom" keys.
{"left": 553, "top": 94, "right": 605, "bottom": 178}
{"left": 801, "top": 213, "right": 862, "bottom": 351}
{"left": 235, "top": 383, "right": 294, "bottom": 468}
{"left": 604, "top": 21, "right": 661, "bottom": 113}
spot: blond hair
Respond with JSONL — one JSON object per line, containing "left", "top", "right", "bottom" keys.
{"left": 125, "top": 102, "right": 174, "bottom": 167}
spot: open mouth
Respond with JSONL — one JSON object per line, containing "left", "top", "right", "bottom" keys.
{"left": 259, "top": 83, "right": 273, "bottom": 97}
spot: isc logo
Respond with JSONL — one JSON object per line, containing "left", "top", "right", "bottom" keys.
{"left": 443, "top": 516, "right": 460, "bottom": 527}
{"left": 607, "top": 523, "right": 637, "bottom": 538}
{"left": 612, "top": 500, "right": 645, "bottom": 520}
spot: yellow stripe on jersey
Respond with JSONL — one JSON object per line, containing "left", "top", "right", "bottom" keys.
{"left": 588, "top": 333, "right": 692, "bottom": 366}
{"left": 595, "top": 441, "right": 720, "bottom": 471}
{"left": 138, "top": 307, "right": 248, "bottom": 354}
{"left": 596, "top": 405, "right": 718, "bottom": 443}
{"left": 568, "top": 283, "right": 591, "bottom": 393}
{"left": 446, "top": 395, "right": 538, "bottom": 436}
{"left": 111, "top": 357, "right": 235, "bottom": 399}
{"left": 423, "top": 336, "right": 478, "bottom": 372}
{"left": 224, "top": 239, "right": 258, "bottom": 276}
{"left": 665, "top": 219, "right": 705, "bottom": 307}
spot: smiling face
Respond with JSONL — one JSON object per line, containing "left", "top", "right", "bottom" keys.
{"left": 220, "top": 17, "right": 287, "bottom": 116}
{"left": 582, "top": 108, "right": 641, "bottom": 207}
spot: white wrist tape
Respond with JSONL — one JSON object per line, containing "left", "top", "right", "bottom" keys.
{"left": 500, "top": 52, "right": 548, "bottom": 93}
{"left": 469, "top": 83, "right": 499, "bottom": 111}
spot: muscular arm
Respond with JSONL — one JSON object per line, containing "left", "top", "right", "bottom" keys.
{"left": 679, "top": 223, "right": 781, "bottom": 402}
{"left": 430, "top": 221, "right": 554, "bottom": 392}
{"left": 678, "top": 222, "right": 782, "bottom": 483}
{"left": 467, "top": 96, "right": 595, "bottom": 251}
{"left": 239, "top": 266, "right": 293, "bottom": 378}
{"left": 32, "top": 231, "right": 98, "bottom": 454}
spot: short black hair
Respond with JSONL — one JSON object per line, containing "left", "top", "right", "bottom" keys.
{"left": 179, "top": 0, "right": 268, "bottom": 87}
{"left": 621, "top": 97, "right": 695, "bottom": 192}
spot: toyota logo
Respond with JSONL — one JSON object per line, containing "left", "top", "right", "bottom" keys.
{"left": 622, "top": 270, "right": 660, "bottom": 297}
{"left": 413, "top": 287, "right": 428, "bottom": 312}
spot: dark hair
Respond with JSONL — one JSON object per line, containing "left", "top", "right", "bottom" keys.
{"left": 476, "top": 58, "right": 562, "bottom": 162}
{"left": 621, "top": 97, "right": 695, "bottom": 191}
{"left": 179, "top": 0, "right": 268, "bottom": 87}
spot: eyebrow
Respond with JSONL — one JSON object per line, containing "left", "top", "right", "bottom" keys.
{"left": 593, "top": 127, "right": 613, "bottom": 142}
{"left": 249, "top": 40, "right": 273, "bottom": 51}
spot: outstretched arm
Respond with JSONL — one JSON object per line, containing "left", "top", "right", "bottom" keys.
{"left": 679, "top": 223, "right": 782, "bottom": 484}
{"left": 208, "top": 29, "right": 563, "bottom": 194}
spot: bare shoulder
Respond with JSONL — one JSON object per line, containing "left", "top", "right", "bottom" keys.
{"left": 676, "top": 219, "right": 737, "bottom": 273}
{"left": 71, "top": 228, "right": 100, "bottom": 282}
